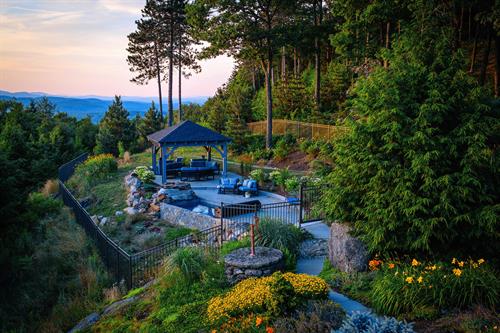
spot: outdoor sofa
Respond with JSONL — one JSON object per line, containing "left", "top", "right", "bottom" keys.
{"left": 159, "top": 157, "right": 184, "bottom": 178}
{"left": 238, "top": 179, "right": 258, "bottom": 196}
{"left": 179, "top": 159, "right": 219, "bottom": 181}
{"left": 217, "top": 177, "right": 240, "bottom": 194}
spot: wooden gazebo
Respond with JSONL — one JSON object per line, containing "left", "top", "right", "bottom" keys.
{"left": 147, "top": 121, "right": 232, "bottom": 183}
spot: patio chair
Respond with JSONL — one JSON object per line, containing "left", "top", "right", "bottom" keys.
{"left": 238, "top": 179, "right": 258, "bottom": 196}
{"left": 218, "top": 177, "right": 239, "bottom": 194}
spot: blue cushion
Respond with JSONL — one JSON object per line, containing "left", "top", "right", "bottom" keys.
{"left": 242, "top": 179, "right": 250, "bottom": 187}
{"left": 229, "top": 178, "right": 239, "bottom": 185}
{"left": 239, "top": 186, "right": 257, "bottom": 192}
{"left": 221, "top": 178, "right": 230, "bottom": 185}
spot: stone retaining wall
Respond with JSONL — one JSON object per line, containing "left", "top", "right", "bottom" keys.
{"left": 160, "top": 202, "right": 219, "bottom": 230}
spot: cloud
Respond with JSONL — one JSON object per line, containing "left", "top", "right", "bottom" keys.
{"left": 99, "top": 0, "right": 142, "bottom": 15}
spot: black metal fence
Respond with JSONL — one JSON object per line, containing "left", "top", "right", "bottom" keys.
{"left": 299, "top": 183, "right": 328, "bottom": 223}
{"left": 220, "top": 200, "right": 302, "bottom": 241}
{"left": 58, "top": 154, "right": 224, "bottom": 289}
{"left": 58, "top": 154, "right": 329, "bottom": 290}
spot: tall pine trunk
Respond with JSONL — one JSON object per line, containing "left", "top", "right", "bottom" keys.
{"left": 384, "top": 22, "right": 390, "bottom": 68}
{"left": 264, "top": 42, "right": 273, "bottom": 149}
{"left": 178, "top": 36, "right": 182, "bottom": 121}
{"left": 469, "top": 24, "right": 479, "bottom": 73}
{"left": 494, "top": 35, "right": 500, "bottom": 97}
{"left": 479, "top": 27, "right": 492, "bottom": 86}
{"left": 154, "top": 42, "right": 164, "bottom": 124}
{"left": 168, "top": 17, "right": 174, "bottom": 126}
{"left": 314, "top": 0, "right": 322, "bottom": 109}
{"left": 281, "top": 46, "right": 286, "bottom": 81}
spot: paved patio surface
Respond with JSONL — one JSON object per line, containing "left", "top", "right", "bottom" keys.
{"left": 154, "top": 172, "right": 285, "bottom": 207}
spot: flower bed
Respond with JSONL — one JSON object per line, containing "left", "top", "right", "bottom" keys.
{"left": 369, "top": 258, "right": 498, "bottom": 317}
{"left": 207, "top": 272, "right": 329, "bottom": 324}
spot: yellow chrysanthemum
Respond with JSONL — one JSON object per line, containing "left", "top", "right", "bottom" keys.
{"left": 411, "top": 259, "right": 420, "bottom": 266}
{"left": 417, "top": 276, "right": 423, "bottom": 283}
{"left": 405, "top": 276, "right": 414, "bottom": 284}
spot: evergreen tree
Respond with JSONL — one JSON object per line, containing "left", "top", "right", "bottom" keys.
{"left": 189, "top": 0, "right": 296, "bottom": 148}
{"left": 95, "top": 96, "right": 135, "bottom": 156}
{"left": 127, "top": 14, "right": 167, "bottom": 123}
{"left": 137, "top": 102, "right": 163, "bottom": 148}
{"left": 321, "top": 28, "right": 499, "bottom": 258}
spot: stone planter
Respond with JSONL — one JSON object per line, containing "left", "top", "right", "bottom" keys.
{"left": 224, "top": 247, "right": 284, "bottom": 284}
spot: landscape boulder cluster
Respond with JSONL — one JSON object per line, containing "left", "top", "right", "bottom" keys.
{"left": 123, "top": 173, "right": 196, "bottom": 216}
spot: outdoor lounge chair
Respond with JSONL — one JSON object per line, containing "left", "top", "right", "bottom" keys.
{"left": 238, "top": 179, "right": 258, "bottom": 196}
{"left": 218, "top": 177, "right": 239, "bottom": 194}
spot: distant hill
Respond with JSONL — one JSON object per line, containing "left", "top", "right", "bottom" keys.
{"left": 0, "top": 90, "right": 208, "bottom": 123}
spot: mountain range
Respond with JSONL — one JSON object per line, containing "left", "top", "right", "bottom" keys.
{"left": 0, "top": 90, "right": 208, "bottom": 123}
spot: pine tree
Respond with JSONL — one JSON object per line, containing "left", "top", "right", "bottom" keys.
{"left": 321, "top": 28, "right": 499, "bottom": 257}
{"left": 127, "top": 15, "right": 167, "bottom": 123}
{"left": 95, "top": 96, "right": 135, "bottom": 156}
{"left": 137, "top": 102, "right": 163, "bottom": 146}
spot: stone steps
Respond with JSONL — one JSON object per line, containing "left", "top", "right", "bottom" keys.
{"left": 297, "top": 221, "right": 371, "bottom": 314}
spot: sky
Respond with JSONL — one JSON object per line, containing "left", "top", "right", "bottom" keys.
{"left": 0, "top": 0, "right": 234, "bottom": 98}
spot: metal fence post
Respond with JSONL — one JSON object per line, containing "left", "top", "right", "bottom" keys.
{"left": 299, "top": 184, "right": 304, "bottom": 226}
{"left": 220, "top": 202, "right": 224, "bottom": 245}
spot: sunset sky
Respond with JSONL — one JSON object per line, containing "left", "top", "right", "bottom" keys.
{"left": 0, "top": 0, "right": 234, "bottom": 98}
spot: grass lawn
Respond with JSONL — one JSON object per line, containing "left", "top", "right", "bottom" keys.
{"left": 66, "top": 151, "right": 198, "bottom": 253}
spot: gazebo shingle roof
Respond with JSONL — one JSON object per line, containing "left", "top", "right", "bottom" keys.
{"left": 147, "top": 120, "right": 231, "bottom": 145}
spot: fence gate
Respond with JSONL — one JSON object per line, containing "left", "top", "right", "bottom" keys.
{"left": 299, "top": 184, "right": 327, "bottom": 223}
{"left": 220, "top": 200, "right": 301, "bottom": 240}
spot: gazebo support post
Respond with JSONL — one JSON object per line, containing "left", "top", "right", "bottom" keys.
{"left": 161, "top": 145, "right": 167, "bottom": 184}
{"left": 152, "top": 146, "right": 157, "bottom": 174}
{"left": 222, "top": 143, "right": 228, "bottom": 177}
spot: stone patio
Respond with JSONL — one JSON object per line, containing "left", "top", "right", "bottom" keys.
{"left": 154, "top": 172, "right": 285, "bottom": 206}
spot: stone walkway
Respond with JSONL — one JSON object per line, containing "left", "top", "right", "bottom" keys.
{"left": 297, "top": 221, "right": 370, "bottom": 314}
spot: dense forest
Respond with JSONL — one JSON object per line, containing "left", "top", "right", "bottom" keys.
{"left": 0, "top": 0, "right": 499, "bottom": 332}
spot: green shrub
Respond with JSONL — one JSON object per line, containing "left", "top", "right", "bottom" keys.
{"left": 274, "top": 300, "right": 345, "bottom": 333}
{"left": 251, "top": 148, "right": 273, "bottom": 161}
{"left": 165, "top": 247, "right": 209, "bottom": 282}
{"left": 133, "top": 166, "right": 155, "bottom": 183}
{"left": 284, "top": 176, "right": 300, "bottom": 193}
{"left": 164, "top": 227, "right": 194, "bottom": 242}
{"left": 27, "top": 192, "right": 62, "bottom": 218}
{"left": 320, "top": 34, "right": 499, "bottom": 258}
{"left": 370, "top": 258, "right": 499, "bottom": 317}
{"left": 249, "top": 169, "right": 267, "bottom": 184}
{"left": 269, "top": 168, "right": 291, "bottom": 187}
{"left": 318, "top": 260, "right": 374, "bottom": 306}
{"left": 336, "top": 312, "right": 415, "bottom": 333}
{"left": 118, "top": 141, "right": 125, "bottom": 158}
{"left": 220, "top": 238, "right": 250, "bottom": 257}
{"left": 256, "top": 218, "right": 303, "bottom": 269}
{"left": 298, "top": 138, "right": 313, "bottom": 154}
{"left": 75, "top": 153, "right": 117, "bottom": 183}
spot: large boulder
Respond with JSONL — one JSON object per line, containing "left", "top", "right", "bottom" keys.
{"left": 328, "top": 222, "right": 368, "bottom": 273}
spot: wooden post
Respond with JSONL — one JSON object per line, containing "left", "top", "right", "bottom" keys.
{"left": 161, "top": 145, "right": 167, "bottom": 184}
{"left": 222, "top": 144, "right": 228, "bottom": 177}
{"left": 151, "top": 146, "right": 157, "bottom": 174}
{"left": 250, "top": 224, "right": 255, "bottom": 256}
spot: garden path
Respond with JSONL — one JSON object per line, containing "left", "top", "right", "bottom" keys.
{"left": 297, "top": 221, "right": 370, "bottom": 314}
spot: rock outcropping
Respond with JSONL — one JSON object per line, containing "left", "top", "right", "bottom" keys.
{"left": 328, "top": 222, "right": 368, "bottom": 273}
